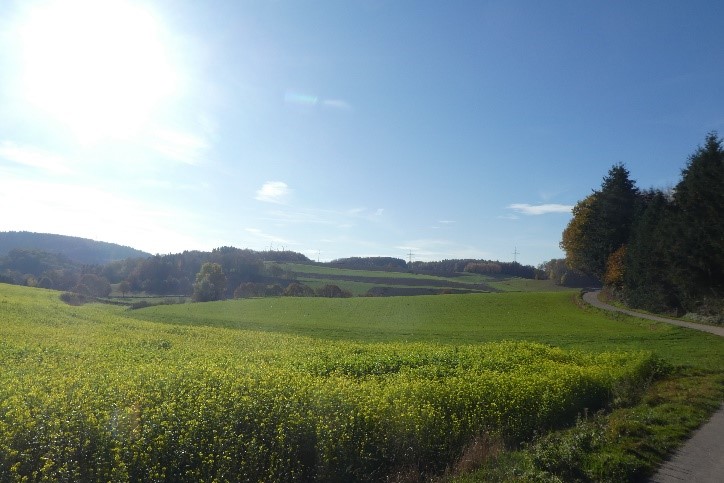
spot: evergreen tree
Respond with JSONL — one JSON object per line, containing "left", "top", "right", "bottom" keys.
{"left": 669, "top": 132, "right": 724, "bottom": 310}
{"left": 561, "top": 164, "right": 638, "bottom": 280}
{"left": 623, "top": 190, "right": 680, "bottom": 313}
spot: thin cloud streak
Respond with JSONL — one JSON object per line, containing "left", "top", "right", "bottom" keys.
{"left": 245, "top": 228, "right": 292, "bottom": 245}
{"left": 259, "top": 206, "right": 385, "bottom": 226}
{"left": 0, "top": 141, "right": 73, "bottom": 174}
{"left": 322, "top": 99, "right": 352, "bottom": 110}
{"left": 397, "top": 239, "right": 491, "bottom": 262}
{"left": 284, "top": 90, "right": 351, "bottom": 110}
{"left": 508, "top": 203, "right": 573, "bottom": 215}
{"left": 150, "top": 128, "right": 209, "bottom": 165}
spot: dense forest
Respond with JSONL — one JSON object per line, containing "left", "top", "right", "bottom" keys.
{"left": 324, "top": 256, "right": 541, "bottom": 281}
{"left": 560, "top": 133, "right": 723, "bottom": 321}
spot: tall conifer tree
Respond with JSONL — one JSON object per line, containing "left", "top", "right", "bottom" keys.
{"left": 670, "top": 132, "right": 724, "bottom": 309}
{"left": 561, "top": 164, "right": 638, "bottom": 280}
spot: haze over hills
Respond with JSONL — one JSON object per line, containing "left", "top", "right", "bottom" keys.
{"left": 0, "top": 231, "right": 152, "bottom": 265}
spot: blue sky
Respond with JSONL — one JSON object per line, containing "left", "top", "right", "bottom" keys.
{"left": 1, "top": 0, "right": 722, "bottom": 266}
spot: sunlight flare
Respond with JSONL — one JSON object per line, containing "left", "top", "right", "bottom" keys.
{"left": 17, "top": 0, "right": 179, "bottom": 144}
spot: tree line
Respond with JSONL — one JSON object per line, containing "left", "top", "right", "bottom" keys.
{"left": 560, "top": 133, "right": 723, "bottom": 320}
{"left": 0, "top": 247, "right": 312, "bottom": 299}
{"left": 410, "top": 259, "right": 539, "bottom": 279}
{"left": 0, "top": 249, "right": 113, "bottom": 297}
{"left": 192, "top": 262, "right": 352, "bottom": 302}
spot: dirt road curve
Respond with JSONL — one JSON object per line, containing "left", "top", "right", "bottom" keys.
{"left": 582, "top": 291, "right": 724, "bottom": 482}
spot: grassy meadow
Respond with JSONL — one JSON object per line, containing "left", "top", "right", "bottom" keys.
{"left": 133, "top": 290, "right": 721, "bottom": 370}
{"left": 0, "top": 282, "right": 722, "bottom": 481}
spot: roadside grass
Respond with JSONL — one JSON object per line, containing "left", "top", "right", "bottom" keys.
{"left": 452, "top": 371, "right": 724, "bottom": 482}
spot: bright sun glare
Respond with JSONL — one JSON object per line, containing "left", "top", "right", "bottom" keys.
{"left": 17, "top": 0, "right": 178, "bottom": 145}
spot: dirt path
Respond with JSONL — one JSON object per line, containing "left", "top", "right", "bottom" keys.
{"left": 582, "top": 291, "right": 724, "bottom": 337}
{"left": 582, "top": 290, "right": 724, "bottom": 482}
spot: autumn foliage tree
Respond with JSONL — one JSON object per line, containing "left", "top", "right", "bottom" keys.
{"left": 603, "top": 245, "right": 626, "bottom": 290}
{"left": 560, "top": 194, "right": 598, "bottom": 277}
{"left": 463, "top": 262, "right": 502, "bottom": 275}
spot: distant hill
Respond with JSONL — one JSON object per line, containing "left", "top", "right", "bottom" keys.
{"left": 0, "top": 232, "right": 152, "bottom": 265}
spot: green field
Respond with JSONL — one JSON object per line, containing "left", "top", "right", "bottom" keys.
{"left": 132, "top": 290, "right": 721, "bottom": 370}
{"left": 274, "top": 262, "right": 493, "bottom": 290}
{"left": 274, "top": 262, "right": 574, "bottom": 295}
{"left": 1, "top": 283, "right": 722, "bottom": 481}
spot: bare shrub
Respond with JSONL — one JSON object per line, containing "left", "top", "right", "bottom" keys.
{"left": 448, "top": 433, "right": 504, "bottom": 477}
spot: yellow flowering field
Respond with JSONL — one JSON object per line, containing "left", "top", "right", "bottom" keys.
{"left": 0, "top": 285, "right": 661, "bottom": 481}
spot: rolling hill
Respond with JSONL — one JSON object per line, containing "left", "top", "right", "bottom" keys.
{"left": 0, "top": 231, "right": 151, "bottom": 264}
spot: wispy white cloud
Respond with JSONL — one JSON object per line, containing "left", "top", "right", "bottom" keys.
{"left": 245, "top": 228, "right": 292, "bottom": 245}
{"left": 284, "top": 91, "right": 318, "bottom": 106}
{"left": 139, "top": 178, "right": 208, "bottom": 192}
{"left": 284, "top": 90, "right": 352, "bottom": 110}
{"left": 431, "top": 219, "right": 456, "bottom": 229}
{"left": 257, "top": 205, "right": 384, "bottom": 227}
{"left": 397, "top": 239, "right": 491, "bottom": 262}
{"left": 255, "top": 181, "right": 291, "bottom": 204}
{"left": 322, "top": 99, "right": 352, "bottom": 110}
{"left": 150, "top": 128, "right": 209, "bottom": 165}
{"left": 508, "top": 203, "right": 572, "bottom": 215}
{"left": 262, "top": 209, "right": 332, "bottom": 225}
{"left": 0, "top": 141, "right": 73, "bottom": 174}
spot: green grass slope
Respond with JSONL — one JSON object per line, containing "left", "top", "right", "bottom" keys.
{"left": 273, "top": 262, "right": 572, "bottom": 295}
{"left": 133, "top": 291, "right": 723, "bottom": 370}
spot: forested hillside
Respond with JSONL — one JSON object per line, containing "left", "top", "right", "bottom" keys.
{"left": 561, "top": 133, "right": 723, "bottom": 321}
{"left": 0, "top": 231, "right": 151, "bottom": 264}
